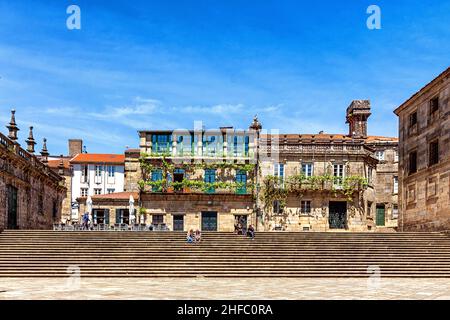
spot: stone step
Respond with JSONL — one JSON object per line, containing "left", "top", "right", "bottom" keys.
{"left": 1, "top": 231, "right": 450, "bottom": 277}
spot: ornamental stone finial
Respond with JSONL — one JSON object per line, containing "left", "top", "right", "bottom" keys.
{"left": 25, "top": 126, "right": 36, "bottom": 153}
{"left": 6, "top": 109, "right": 19, "bottom": 141}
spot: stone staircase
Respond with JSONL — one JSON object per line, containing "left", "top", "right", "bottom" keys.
{"left": 1, "top": 230, "right": 450, "bottom": 277}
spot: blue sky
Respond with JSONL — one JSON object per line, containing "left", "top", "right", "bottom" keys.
{"left": 0, "top": 0, "right": 449, "bottom": 155}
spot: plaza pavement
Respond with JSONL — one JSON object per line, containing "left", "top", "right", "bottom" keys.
{"left": 1, "top": 277, "right": 450, "bottom": 300}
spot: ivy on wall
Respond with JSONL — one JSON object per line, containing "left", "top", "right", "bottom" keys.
{"left": 138, "top": 153, "right": 256, "bottom": 194}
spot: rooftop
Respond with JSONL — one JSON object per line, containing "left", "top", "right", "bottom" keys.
{"left": 70, "top": 153, "right": 125, "bottom": 164}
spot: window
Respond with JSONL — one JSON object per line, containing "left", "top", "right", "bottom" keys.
{"left": 409, "top": 111, "right": 417, "bottom": 127}
{"left": 274, "top": 163, "right": 284, "bottom": 179}
{"left": 429, "top": 140, "right": 439, "bottom": 166}
{"left": 108, "top": 166, "right": 115, "bottom": 178}
{"left": 235, "top": 170, "right": 247, "bottom": 194}
{"left": 300, "top": 201, "right": 311, "bottom": 214}
{"left": 367, "top": 201, "right": 373, "bottom": 216}
{"left": 273, "top": 200, "right": 284, "bottom": 214}
{"left": 392, "top": 205, "right": 399, "bottom": 219}
{"left": 375, "top": 150, "right": 385, "bottom": 161}
{"left": 409, "top": 151, "right": 417, "bottom": 174}
{"left": 94, "top": 188, "right": 102, "bottom": 195}
{"left": 152, "top": 214, "right": 164, "bottom": 225}
{"left": 430, "top": 97, "right": 439, "bottom": 114}
{"left": 107, "top": 188, "right": 115, "bottom": 194}
{"left": 95, "top": 165, "right": 102, "bottom": 177}
{"left": 301, "top": 163, "right": 313, "bottom": 177}
{"left": 204, "top": 169, "right": 216, "bottom": 193}
{"left": 152, "top": 134, "right": 172, "bottom": 153}
{"left": 80, "top": 188, "right": 88, "bottom": 197}
{"left": 333, "top": 164, "right": 344, "bottom": 185}
{"left": 368, "top": 167, "right": 373, "bottom": 184}
{"left": 228, "top": 134, "right": 249, "bottom": 157}
{"left": 393, "top": 176, "right": 398, "bottom": 194}
{"left": 151, "top": 169, "right": 163, "bottom": 192}
{"left": 394, "top": 150, "right": 399, "bottom": 162}
{"left": 81, "top": 165, "right": 88, "bottom": 183}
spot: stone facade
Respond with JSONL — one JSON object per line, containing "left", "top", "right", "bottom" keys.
{"left": 0, "top": 111, "right": 66, "bottom": 230}
{"left": 73, "top": 101, "right": 398, "bottom": 233}
{"left": 258, "top": 140, "right": 398, "bottom": 231}
{"left": 47, "top": 157, "right": 72, "bottom": 223}
{"left": 394, "top": 67, "right": 450, "bottom": 231}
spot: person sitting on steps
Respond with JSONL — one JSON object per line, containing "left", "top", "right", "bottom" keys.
{"left": 186, "top": 229, "right": 194, "bottom": 243}
{"left": 194, "top": 229, "right": 202, "bottom": 243}
{"left": 247, "top": 224, "right": 255, "bottom": 240}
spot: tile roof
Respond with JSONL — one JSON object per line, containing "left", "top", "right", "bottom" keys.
{"left": 261, "top": 134, "right": 397, "bottom": 142}
{"left": 91, "top": 192, "right": 139, "bottom": 200}
{"left": 70, "top": 153, "right": 125, "bottom": 164}
{"left": 47, "top": 159, "right": 71, "bottom": 169}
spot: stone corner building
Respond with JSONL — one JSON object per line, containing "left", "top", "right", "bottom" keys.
{"left": 394, "top": 67, "right": 450, "bottom": 231}
{"left": 0, "top": 110, "right": 66, "bottom": 231}
{"left": 259, "top": 100, "right": 398, "bottom": 231}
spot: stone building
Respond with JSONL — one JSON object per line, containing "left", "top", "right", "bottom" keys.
{"left": 75, "top": 101, "right": 398, "bottom": 232}
{"left": 394, "top": 67, "right": 450, "bottom": 231}
{"left": 47, "top": 157, "right": 72, "bottom": 222}
{"left": 0, "top": 110, "right": 66, "bottom": 230}
{"left": 258, "top": 100, "right": 398, "bottom": 231}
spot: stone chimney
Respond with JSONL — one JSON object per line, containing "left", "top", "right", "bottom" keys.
{"left": 68, "top": 139, "right": 83, "bottom": 157}
{"left": 40, "top": 138, "right": 49, "bottom": 163}
{"left": 346, "top": 100, "right": 371, "bottom": 139}
{"left": 25, "top": 126, "right": 36, "bottom": 153}
{"left": 6, "top": 109, "right": 19, "bottom": 141}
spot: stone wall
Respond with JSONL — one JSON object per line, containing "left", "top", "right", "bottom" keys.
{"left": 0, "top": 137, "right": 66, "bottom": 230}
{"left": 124, "top": 149, "right": 141, "bottom": 192}
{"left": 396, "top": 68, "right": 450, "bottom": 231}
{"left": 141, "top": 193, "right": 254, "bottom": 232}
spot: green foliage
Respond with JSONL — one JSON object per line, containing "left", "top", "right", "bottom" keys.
{"left": 260, "top": 174, "right": 368, "bottom": 211}
{"left": 138, "top": 153, "right": 255, "bottom": 194}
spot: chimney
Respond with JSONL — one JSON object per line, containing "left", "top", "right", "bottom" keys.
{"left": 6, "top": 109, "right": 19, "bottom": 141}
{"left": 25, "top": 126, "right": 36, "bottom": 153}
{"left": 346, "top": 100, "right": 371, "bottom": 139}
{"left": 40, "top": 138, "right": 49, "bottom": 163}
{"left": 68, "top": 139, "right": 83, "bottom": 157}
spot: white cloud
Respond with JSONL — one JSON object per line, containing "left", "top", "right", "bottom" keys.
{"left": 177, "top": 103, "right": 244, "bottom": 115}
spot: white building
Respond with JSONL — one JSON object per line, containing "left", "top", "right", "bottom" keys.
{"left": 70, "top": 154, "right": 125, "bottom": 218}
